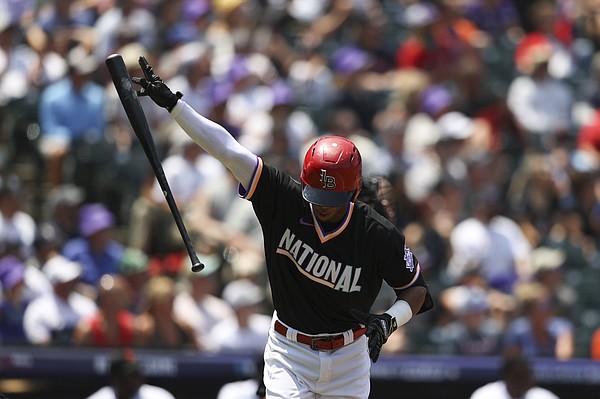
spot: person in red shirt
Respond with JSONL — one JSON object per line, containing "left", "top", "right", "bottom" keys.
{"left": 395, "top": 2, "right": 481, "bottom": 82}
{"left": 591, "top": 326, "right": 600, "bottom": 359}
{"left": 576, "top": 108, "right": 600, "bottom": 168}
{"left": 74, "top": 274, "right": 136, "bottom": 347}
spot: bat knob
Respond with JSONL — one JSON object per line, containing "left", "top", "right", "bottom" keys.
{"left": 191, "top": 262, "right": 205, "bottom": 273}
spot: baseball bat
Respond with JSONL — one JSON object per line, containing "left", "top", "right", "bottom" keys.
{"left": 105, "top": 53, "right": 204, "bottom": 273}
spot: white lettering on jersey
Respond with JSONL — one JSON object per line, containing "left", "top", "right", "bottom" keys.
{"left": 277, "top": 228, "right": 362, "bottom": 293}
{"left": 404, "top": 244, "right": 415, "bottom": 273}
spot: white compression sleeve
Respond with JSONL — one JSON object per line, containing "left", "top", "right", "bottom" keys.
{"left": 171, "top": 101, "right": 258, "bottom": 189}
{"left": 385, "top": 300, "right": 413, "bottom": 328}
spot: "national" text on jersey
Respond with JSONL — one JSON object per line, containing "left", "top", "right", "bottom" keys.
{"left": 276, "top": 228, "right": 362, "bottom": 293}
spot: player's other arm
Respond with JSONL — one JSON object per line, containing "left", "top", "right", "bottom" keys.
{"left": 132, "top": 57, "right": 257, "bottom": 189}
{"left": 353, "top": 244, "right": 433, "bottom": 362}
{"left": 393, "top": 285, "right": 427, "bottom": 319}
{"left": 352, "top": 284, "right": 427, "bottom": 363}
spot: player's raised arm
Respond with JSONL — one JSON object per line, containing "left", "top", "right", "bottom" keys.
{"left": 132, "top": 56, "right": 258, "bottom": 189}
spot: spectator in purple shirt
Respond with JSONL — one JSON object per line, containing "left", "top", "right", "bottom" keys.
{"left": 62, "top": 203, "right": 124, "bottom": 287}
{"left": 463, "top": 0, "right": 523, "bottom": 42}
{"left": 0, "top": 255, "right": 29, "bottom": 345}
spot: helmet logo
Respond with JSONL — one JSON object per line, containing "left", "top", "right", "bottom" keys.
{"left": 320, "top": 169, "right": 336, "bottom": 189}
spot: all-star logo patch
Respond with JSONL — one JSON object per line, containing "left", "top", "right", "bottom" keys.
{"left": 320, "top": 169, "right": 336, "bottom": 189}
{"left": 403, "top": 245, "right": 415, "bottom": 273}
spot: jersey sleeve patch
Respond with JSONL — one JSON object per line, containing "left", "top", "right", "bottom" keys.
{"left": 404, "top": 244, "right": 415, "bottom": 272}
{"left": 389, "top": 245, "right": 420, "bottom": 290}
{"left": 238, "top": 157, "right": 263, "bottom": 200}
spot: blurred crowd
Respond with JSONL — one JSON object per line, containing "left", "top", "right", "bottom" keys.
{"left": 2, "top": 0, "right": 600, "bottom": 362}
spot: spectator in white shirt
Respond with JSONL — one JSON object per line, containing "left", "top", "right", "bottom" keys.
{"left": 207, "top": 278, "right": 271, "bottom": 354}
{"left": 507, "top": 33, "right": 574, "bottom": 153}
{"left": 0, "top": 173, "right": 36, "bottom": 260}
{"left": 173, "top": 247, "right": 235, "bottom": 350}
{"left": 23, "top": 255, "right": 96, "bottom": 346}
{"left": 447, "top": 186, "right": 532, "bottom": 294}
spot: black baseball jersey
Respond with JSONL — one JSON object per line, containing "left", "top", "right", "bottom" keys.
{"left": 241, "top": 159, "right": 426, "bottom": 335}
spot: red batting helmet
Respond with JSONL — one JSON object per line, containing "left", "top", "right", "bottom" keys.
{"left": 300, "top": 136, "right": 362, "bottom": 207}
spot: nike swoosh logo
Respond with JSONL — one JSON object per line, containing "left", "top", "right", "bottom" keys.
{"left": 299, "top": 217, "right": 313, "bottom": 226}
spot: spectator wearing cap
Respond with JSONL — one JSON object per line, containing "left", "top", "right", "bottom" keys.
{"left": 400, "top": 84, "right": 451, "bottom": 203}
{"left": 506, "top": 32, "right": 574, "bottom": 153}
{"left": 174, "top": 248, "right": 235, "bottom": 350}
{"left": 433, "top": 111, "right": 476, "bottom": 182}
{"left": 62, "top": 203, "right": 124, "bottom": 287}
{"left": 330, "top": 45, "right": 381, "bottom": 133}
{"left": 529, "top": 246, "right": 575, "bottom": 319}
{"left": 206, "top": 278, "right": 271, "bottom": 354}
{"left": 447, "top": 185, "right": 532, "bottom": 294}
{"left": 41, "top": 184, "right": 85, "bottom": 247}
{"left": 0, "top": 173, "right": 36, "bottom": 260}
{"left": 38, "top": 44, "right": 108, "bottom": 191}
{"left": 431, "top": 285, "right": 503, "bottom": 356}
{"left": 118, "top": 247, "right": 150, "bottom": 313}
{"left": 134, "top": 275, "right": 199, "bottom": 349}
{"left": 85, "top": 351, "right": 175, "bottom": 399}
{"left": 23, "top": 255, "right": 97, "bottom": 346}
{"left": 227, "top": 249, "right": 267, "bottom": 286}
{"left": 503, "top": 282, "right": 574, "bottom": 360}
{"left": 527, "top": 0, "right": 575, "bottom": 81}
{"left": 0, "top": 256, "right": 29, "bottom": 345}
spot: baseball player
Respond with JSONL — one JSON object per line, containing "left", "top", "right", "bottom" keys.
{"left": 132, "top": 57, "right": 433, "bottom": 399}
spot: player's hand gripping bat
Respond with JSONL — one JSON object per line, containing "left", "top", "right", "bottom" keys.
{"left": 105, "top": 54, "right": 204, "bottom": 272}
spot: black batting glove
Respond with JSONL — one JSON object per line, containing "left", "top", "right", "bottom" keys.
{"left": 351, "top": 309, "right": 397, "bottom": 363}
{"left": 131, "top": 56, "right": 182, "bottom": 112}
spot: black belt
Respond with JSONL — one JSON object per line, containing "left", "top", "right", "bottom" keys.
{"left": 274, "top": 320, "right": 366, "bottom": 351}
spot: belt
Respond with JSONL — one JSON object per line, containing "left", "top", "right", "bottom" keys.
{"left": 274, "top": 320, "right": 366, "bottom": 351}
